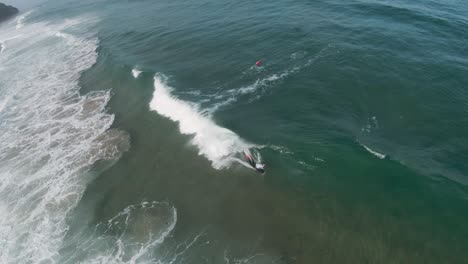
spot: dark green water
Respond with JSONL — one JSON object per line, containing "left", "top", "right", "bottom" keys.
{"left": 1, "top": 0, "right": 468, "bottom": 263}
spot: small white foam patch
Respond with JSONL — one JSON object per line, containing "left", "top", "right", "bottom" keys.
{"left": 150, "top": 75, "right": 251, "bottom": 169}
{"left": 361, "top": 116, "right": 379, "bottom": 133}
{"left": 54, "top": 31, "right": 78, "bottom": 44}
{"left": 0, "top": 35, "right": 24, "bottom": 54}
{"left": 361, "top": 144, "right": 386, "bottom": 159}
{"left": 132, "top": 68, "right": 142, "bottom": 78}
{"left": 205, "top": 73, "right": 287, "bottom": 115}
{"left": 290, "top": 51, "right": 308, "bottom": 60}
{"left": 268, "top": 145, "right": 294, "bottom": 155}
{"left": 0, "top": 16, "right": 129, "bottom": 263}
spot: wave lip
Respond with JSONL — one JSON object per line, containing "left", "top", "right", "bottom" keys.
{"left": 150, "top": 74, "right": 251, "bottom": 169}
{"left": 15, "top": 11, "right": 32, "bottom": 29}
{"left": 360, "top": 143, "right": 386, "bottom": 159}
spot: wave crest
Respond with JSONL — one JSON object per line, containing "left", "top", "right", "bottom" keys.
{"left": 150, "top": 75, "right": 251, "bottom": 169}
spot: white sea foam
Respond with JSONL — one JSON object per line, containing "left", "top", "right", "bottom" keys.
{"left": 206, "top": 73, "right": 288, "bottom": 115}
{"left": 0, "top": 95, "right": 10, "bottom": 113}
{"left": 132, "top": 68, "right": 142, "bottom": 78}
{"left": 0, "top": 35, "right": 23, "bottom": 54}
{"left": 150, "top": 75, "right": 252, "bottom": 169}
{"left": 147, "top": 48, "right": 339, "bottom": 167}
{"left": 0, "top": 17, "right": 128, "bottom": 263}
{"left": 15, "top": 11, "right": 33, "bottom": 30}
{"left": 361, "top": 116, "right": 379, "bottom": 133}
{"left": 268, "top": 145, "right": 294, "bottom": 155}
{"left": 360, "top": 144, "right": 386, "bottom": 159}
{"left": 75, "top": 201, "right": 178, "bottom": 263}
{"left": 55, "top": 31, "right": 78, "bottom": 43}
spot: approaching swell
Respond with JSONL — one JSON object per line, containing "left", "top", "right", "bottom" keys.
{"left": 150, "top": 74, "right": 251, "bottom": 169}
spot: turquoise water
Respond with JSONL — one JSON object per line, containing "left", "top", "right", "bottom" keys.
{"left": 1, "top": 0, "right": 468, "bottom": 263}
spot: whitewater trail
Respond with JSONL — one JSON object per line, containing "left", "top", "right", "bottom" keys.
{"left": 360, "top": 143, "right": 386, "bottom": 159}
{"left": 205, "top": 45, "right": 340, "bottom": 114}
{"left": 15, "top": 11, "right": 33, "bottom": 30}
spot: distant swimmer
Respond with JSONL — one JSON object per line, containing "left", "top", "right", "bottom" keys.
{"left": 255, "top": 60, "right": 262, "bottom": 67}
{"left": 244, "top": 150, "right": 266, "bottom": 174}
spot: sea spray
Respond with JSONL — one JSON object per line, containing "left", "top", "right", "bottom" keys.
{"left": 150, "top": 74, "right": 252, "bottom": 169}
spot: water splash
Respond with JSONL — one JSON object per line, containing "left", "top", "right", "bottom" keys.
{"left": 150, "top": 74, "right": 252, "bottom": 169}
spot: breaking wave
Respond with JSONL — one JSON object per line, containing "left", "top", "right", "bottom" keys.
{"left": 0, "top": 16, "right": 129, "bottom": 263}
{"left": 150, "top": 74, "right": 252, "bottom": 169}
{"left": 360, "top": 143, "right": 386, "bottom": 159}
{"left": 132, "top": 68, "right": 142, "bottom": 78}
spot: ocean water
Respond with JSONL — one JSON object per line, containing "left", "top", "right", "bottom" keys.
{"left": 0, "top": 0, "right": 467, "bottom": 263}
